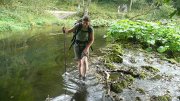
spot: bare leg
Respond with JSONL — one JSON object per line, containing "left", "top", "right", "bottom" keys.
{"left": 77, "top": 60, "right": 81, "bottom": 76}
{"left": 83, "top": 56, "right": 88, "bottom": 76}
{"left": 80, "top": 59, "right": 84, "bottom": 77}
{"left": 80, "top": 56, "right": 88, "bottom": 80}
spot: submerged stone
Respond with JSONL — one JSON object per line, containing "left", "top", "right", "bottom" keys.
{"left": 139, "top": 71, "right": 148, "bottom": 79}
{"left": 177, "top": 96, "right": 180, "bottom": 100}
{"left": 150, "top": 94, "right": 172, "bottom": 101}
{"left": 151, "top": 74, "right": 163, "bottom": 80}
{"left": 135, "top": 97, "right": 142, "bottom": 101}
{"left": 136, "top": 88, "right": 145, "bottom": 94}
{"left": 141, "top": 66, "right": 160, "bottom": 73}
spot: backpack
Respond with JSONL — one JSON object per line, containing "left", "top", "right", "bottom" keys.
{"left": 69, "top": 20, "right": 93, "bottom": 51}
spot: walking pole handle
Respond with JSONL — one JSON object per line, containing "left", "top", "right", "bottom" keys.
{"left": 62, "top": 27, "right": 66, "bottom": 33}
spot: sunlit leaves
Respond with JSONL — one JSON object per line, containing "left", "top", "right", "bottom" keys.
{"left": 107, "top": 19, "right": 180, "bottom": 53}
{"left": 157, "top": 46, "right": 169, "bottom": 53}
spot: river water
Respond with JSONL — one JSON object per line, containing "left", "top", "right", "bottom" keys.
{"left": 0, "top": 27, "right": 107, "bottom": 101}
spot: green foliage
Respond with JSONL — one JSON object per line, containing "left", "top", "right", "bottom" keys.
{"left": 151, "top": 4, "right": 175, "bottom": 19}
{"left": 91, "top": 19, "right": 117, "bottom": 27}
{"left": 0, "top": 5, "right": 61, "bottom": 32}
{"left": 107, "top": 19, "right": 180, "bottom": 54}
{"left": 88, "top": 2, "right": 118, "bottom": 19}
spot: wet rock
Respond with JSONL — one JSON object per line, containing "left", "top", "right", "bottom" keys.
{"left": 109, "top": 73, "right": 120, "bottom": 81}
{"left": 161, "top": 57, "right": 178, "bottom": 64}
{"left": 141, "top": 66, "right": 160, "bottom": 73}
{"left": 108, "top": 44, "right": 123, "bottom": 56}
{"left": 151, "top": 74, "right": 163, "bottom": 80}
{"left": 135, "top": 97, "right": 141, "bottom": 101}
{"left": 166, "top": 58, "right": 178, "bottom": 64}
{"left": 139, "top": 71, "right": 148, "bottom": 79}
{"left": 150, "top": 94, "right": 172, "bottom": 101}
{"left": 110, "top": 82, "right": 124, "bottom": 93}
{"left": 136, "top": 88, "right": 145, "bottom": 94}
{"left": 100, "top": 44, "right": 123, "bottom": 64}
{"left": 103, "top": 54, "right": 123, "bottom": 64}
{"left": 177, "top": 96, "right": 180, "bottom": 100}
{"left": 102, "top": 94, "right": 114, "bottom": 101}
{"left": 105, "top": 63, "right": 116, "bottom": 70}
{"left": 130, "top": 57, "right": 136, "bottom": 63}
{"left": 111, "top": 92, "right": 124, "bottom": 101}
{"left": 110, "top": 74, "right": 134, "bottom": 93}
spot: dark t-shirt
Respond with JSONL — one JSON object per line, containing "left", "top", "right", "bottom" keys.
{"left": 73, "top": 23, "right": 93, "bottom": 42}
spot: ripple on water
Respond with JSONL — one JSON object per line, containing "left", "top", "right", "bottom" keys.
{"left": 52, "top": 69, "right": 104, "bottom": 101}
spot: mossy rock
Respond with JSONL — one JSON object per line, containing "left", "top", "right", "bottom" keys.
{"left": 166, "top": 58, "right": 178, "bottom": 64}
{"left": 101, "top": 55, "right": 111, "bottom": 63}
{"left": 150, "top": 94, "right": 172, "bottom": 101}
{"left": 110, "top": 74, "right": 135, "bottom": 93}
{"left": 105, "top": 63, "right": 116, "bottom": 70}
{"left": 101, "top": 44, "right": 123, "bottom": 63}
{"left": 109, "top": 54, "right": 123, "bottom": 63}
{"left": 141, "top": 66, "right": 160, "bottom": 73}
{"left": 111, "top": 82, "right": 124, "bottom": 93}
{"left": 106, "top": 44, "right": 123, "bottom": 56}
{"left": 109, "top": 73, "right": 120, "bottom": 81}
{"left": 135, "top": 97, "right": 142, "bottom": 101}
{"left": 139, "top": 71, "right": 148, "bottom": 79}
{"left": 136, "top": 88, "right": 145, "bottom": 94}
{"left": 124, "top": 74, "right": 135, "bottom": 83}
{"left": 103, "top": 54, "right": 123, "bottom": 63}
{"left": 151, "top": 74, "right": 163, "bottom": 80}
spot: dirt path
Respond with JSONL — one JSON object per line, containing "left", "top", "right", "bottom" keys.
{"left": 46, "top": 10, "right": 77, "bottom": 19}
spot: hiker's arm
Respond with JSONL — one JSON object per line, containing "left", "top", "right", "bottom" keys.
{"left": 65, "top": 28, "right": 75, "bottom": 34}
{"left": 63, "top": 25, "right": 77, "bottom": 34}
{"left": 84, "top": 32, "right": 94, "bottom": 53}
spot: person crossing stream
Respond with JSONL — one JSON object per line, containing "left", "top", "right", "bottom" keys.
{"left": 62, "top": 16, "right": 94, "bottom": 81}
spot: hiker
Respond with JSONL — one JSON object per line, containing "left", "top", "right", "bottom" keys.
{"left": 62, "top": 16, "right": 94, "bottom": 81}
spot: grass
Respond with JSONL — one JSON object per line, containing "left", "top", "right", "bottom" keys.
{"left": 0, "top": 0, "right": 180, "bottom": 37}
{"left": 0, "top": 6, "right": 60, "bottom": 32}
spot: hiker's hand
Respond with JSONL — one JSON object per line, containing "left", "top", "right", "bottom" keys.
{"left": 83, "top": 47, "right": 89, "bottom": 55}
{"left": 62, "top": 27, "right": 66, "bottom": 33}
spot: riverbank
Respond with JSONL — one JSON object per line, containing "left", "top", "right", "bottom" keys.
{"left": 90, "top": 43, "right": 180, "bottom": 101}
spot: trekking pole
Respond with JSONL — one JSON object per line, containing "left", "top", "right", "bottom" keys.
{"left": 62, "top": 26, "right": 67, "bottom": 95}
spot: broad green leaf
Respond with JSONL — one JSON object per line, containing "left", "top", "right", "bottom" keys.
{"left": 147, "top": 40, "right": 155, "bottom": 45}
{"left": 157, "top": 46, "right": 169, "bottom": 53}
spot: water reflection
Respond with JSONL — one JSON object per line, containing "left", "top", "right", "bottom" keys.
{"left": 0, "top": 28, "right": 107, "bottom": 101}
{"left": 52, "top": 69, "right": 105, "bottom": 101}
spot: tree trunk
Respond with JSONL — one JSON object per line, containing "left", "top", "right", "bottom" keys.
{"left": 129, "top": 0, "right": 133, "bottom": 11}
{"left": 83, "top": 0, "right": 91, "bottom": 16}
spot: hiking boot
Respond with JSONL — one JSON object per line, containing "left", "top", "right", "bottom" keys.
{"left": 82, "top": 76, "right": 86, "bottom": 81}
{"left": 79, "top": 75, "right": 82, "bottom": 80}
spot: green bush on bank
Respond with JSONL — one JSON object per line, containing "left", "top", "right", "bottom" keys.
{"left": 107, "top": 19, "right": 180, "bottom": 55}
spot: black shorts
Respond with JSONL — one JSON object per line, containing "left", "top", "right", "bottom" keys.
{"left": 74, "top": 43, "right": 88, "bottom": 60}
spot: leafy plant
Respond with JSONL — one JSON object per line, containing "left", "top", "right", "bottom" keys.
{"left": 107, "top": 19, "right": 180, "bottom": 54}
